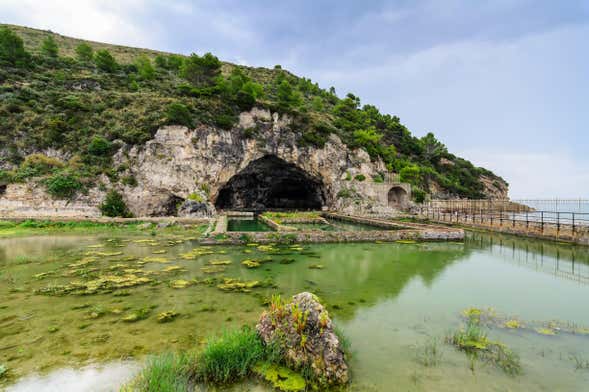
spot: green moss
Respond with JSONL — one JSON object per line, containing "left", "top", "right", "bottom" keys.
{"left": 254, "top": 363, "right": 306, "bottom": 392}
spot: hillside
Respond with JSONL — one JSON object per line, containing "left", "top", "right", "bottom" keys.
{"left": 0, "top": 24, "right": 508, "bottom": 207}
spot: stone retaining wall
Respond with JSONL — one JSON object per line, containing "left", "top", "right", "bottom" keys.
{"left": 202, "top": 226, "right": 463, "bottom": 245}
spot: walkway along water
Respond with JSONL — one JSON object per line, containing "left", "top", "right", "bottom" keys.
{"left": 419, "top": 200, "right": 589, "bottom": 245}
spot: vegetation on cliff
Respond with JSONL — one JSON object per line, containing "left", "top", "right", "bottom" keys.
{"left": 0, "top": 24, "right": 506, "bottom": 200}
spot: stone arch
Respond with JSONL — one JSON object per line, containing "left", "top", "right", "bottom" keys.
{"left": 214, "top": 155, "right": 327, "bottom": 211}
{"left": 387, "top": 186, "right": 408, "bottom": 209}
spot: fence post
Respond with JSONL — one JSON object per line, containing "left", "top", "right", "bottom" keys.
{"left": 572, "top": 212, "right": 575, "bottom": 236}
{"left": 541, "top": 211, "right": 544, "bottom": 233}
{"left": 556, "top": 212, "right": 560, "bottom": 239}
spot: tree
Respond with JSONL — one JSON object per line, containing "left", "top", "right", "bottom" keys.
{"left": 399, "top": 164, "right": 422, "bottom": 185}
{"left": 100, "top": 190, "right": 132, "bottom": 217}
{"left": 40, "top": 36, "right": 59, "bottom": 58}
{"left": 94, "top": 49, "right": 118, "bottom": 72}
{"left": 75, "top": 43, "right": 93, "bottom": 62}
{"left": 420, "top": 132, "right": 447, "bottom": 164}
{"left": 134, "top": 55, "right": 155, "bottom": 80}
{"left": 166, "top": 54, "right": 184, "bottom": 71}
{"left": 352, "top": 127, "right": 383, "bottom": 157}
{"left": 276, "top": 80, "right": 301, "bottom": 112}
{"left": 181, "top": 52, "right": 221, "bottom": 87}
{"left": 0, "top": 27, "right": 30, "bottom": 67}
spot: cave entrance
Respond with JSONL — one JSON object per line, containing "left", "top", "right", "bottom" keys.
{"left": 388, "top": 186, "right": 408, "bottom": 209}
{"left": 215, "top": 155, "right": 326, "bottom": 211}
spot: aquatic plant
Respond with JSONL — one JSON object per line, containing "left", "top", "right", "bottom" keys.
{"left": 207, "top": 260, "right": 232, "bottom": 265}
{"left": 157, "top": 311, "right": 179, "bottom": 323}
{"left": 194, "top": 326, "right": 266, "bottom": 384}
{"left": 0, "top": 364, "right": 7, "bottom": 379}
{"left": 253, "top": 363, "right": 306, "bottom": 392}
{"left": 571, "top": 355, "right": 589, "bottom": 370}
{"left": 123, "top": 352, "right": 194, "bottom": 392}
{"left": 416, "top": 338, "right": 443, "bottom": 367}
{"left": 122, "top": 307, "right": 152, "bottom": 322}
{"left": 448, "top": 317, "right": 522, "bottom": 376}
{"left": 308, "top": 264, "right": 325, "bottom": 270}
{"left": 170, "top": 280, "right": 192, "bottom": 289}
{"left": 535, "top": 328, "right": 556, "bottom": 336}
{"left": 242, "top": 259, "right": 261, "bottom": 269}
{"left": 217, "top": 278, "right": 261, "bottom": 292}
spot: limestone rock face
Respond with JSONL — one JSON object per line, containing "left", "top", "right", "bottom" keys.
{"left": 114, "top": 108, "right": 392, "bottom": 216}
{"left": 256, "top": 292, "right": 349, "bottom": 386}
{"left": 177, "top": 198, "right": 215, "bottom": 218}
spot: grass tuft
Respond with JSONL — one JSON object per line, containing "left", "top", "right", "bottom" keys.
{"left": 194, "top": 326, "right": 266, "bottom": 384}
{"left": 122, "top": 352, "right": 194, "bottom": 392}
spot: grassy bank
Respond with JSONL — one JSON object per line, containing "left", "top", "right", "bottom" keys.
{"left": 125, "top": 326, "right": 308, "bottom": 392}
{"left": 0, "top": 219, "right": 209, "bottom": 238}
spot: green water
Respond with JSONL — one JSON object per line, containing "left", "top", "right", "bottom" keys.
{"left": 227, "top": 218, "right": 273, "bottom": 232}
{"left": 1, "top": 231, "right": 589, "bottom": 391}
{"left": 289, "top": 219, "right": 386, "bottom": 232}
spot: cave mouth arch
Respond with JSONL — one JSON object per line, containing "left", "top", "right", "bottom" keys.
{"left": 388, "top": 186, "right": 408, "bottom": 209}
{"left": 215, "top": 155, "right": 326, "bottom": 211}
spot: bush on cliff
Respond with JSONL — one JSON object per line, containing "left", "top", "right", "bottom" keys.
{"left": 44, "top": 172, "right": 84, "bottom": 199}
{"left": 100, "top": 190, "right": 132, "bottom": 218}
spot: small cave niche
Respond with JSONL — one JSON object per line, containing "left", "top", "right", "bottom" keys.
{"left": 0, "top": 184, "right": 6, "bottom": 197}
{"left": 215, "top": 155, "right": 326, "bottom": 211}
{"left": 162, "top": 195, "right": 185, "bottom": 216}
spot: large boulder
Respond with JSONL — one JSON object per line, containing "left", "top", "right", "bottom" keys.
{"left": 256, "top": 292, "right": 349, "bottom": 385}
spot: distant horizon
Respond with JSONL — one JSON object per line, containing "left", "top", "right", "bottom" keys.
{"left": 1, "top": 0, "right": 587, "bottom": 199}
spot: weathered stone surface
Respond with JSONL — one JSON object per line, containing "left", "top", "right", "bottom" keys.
{"left": 256, "top": 292, "right": 349, "bottom": 385}
{"left": 178, "top": 198, "right": 215, "bottom": 218}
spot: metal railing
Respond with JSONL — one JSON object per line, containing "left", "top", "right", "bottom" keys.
{"left": 419, "top": 206, "right": 589, "bottom": 239}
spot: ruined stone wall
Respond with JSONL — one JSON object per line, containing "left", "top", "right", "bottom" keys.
{"left": 0, "top": 183, "right": 102, "bottom": 218}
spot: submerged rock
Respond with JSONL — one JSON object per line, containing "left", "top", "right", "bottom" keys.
{"left": 256, "top": 292, "right": 349, "bottom": 386}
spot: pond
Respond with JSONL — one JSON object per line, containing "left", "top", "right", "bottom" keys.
{"left": 1, "top": 231, "right": 589, "bottom": 391}
{"left": 289, "top": 219, "right": 386, "bottom": 232}
{"left": 227, "top": 218, "right": 274, "bottom": 232}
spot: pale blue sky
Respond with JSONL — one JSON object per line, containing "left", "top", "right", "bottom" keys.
{"left": 2, "top": 0, "right": 588, "bottom": 198}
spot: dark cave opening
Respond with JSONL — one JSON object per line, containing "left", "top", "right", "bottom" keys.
{"left": 215, "top": 155, "right": 326, "bottom": 211}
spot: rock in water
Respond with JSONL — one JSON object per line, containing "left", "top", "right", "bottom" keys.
{"left": 256, "top": 292, "right": 349, "bottom": 385}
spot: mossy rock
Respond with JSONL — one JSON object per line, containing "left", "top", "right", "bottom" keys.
{"left": 242, "top": 259, "right": 261, "bottom": 269}
{"left": 254, "top": 363, "right": 306, "bottom": 392}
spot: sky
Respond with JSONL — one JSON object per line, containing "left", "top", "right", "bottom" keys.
{"left": 1, "top": 0, "right": 588, "bottom": 198}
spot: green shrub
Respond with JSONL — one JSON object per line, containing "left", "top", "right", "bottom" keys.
{"left": 412, "top": 187, "right": 426, "bottom": 203}
{"left": 194, "top": 326, "right": 265, "bottom": 384}
{"left": 94, "top": 49, "right": 118, "bottom": 72}
{"left": 354, "top": 174, "right": 366, "bottom": 181}
{"left": 165, "top": 102, "right": 193, "bottom": 127}
{"left": 135, "top": 55, "right": 155, "bottom": 80}
{"left": 100, "top": 190, "right": 132, "bottom": 217}
{"left": 372, "top": 174, "right": 384, "bottom": 183}
{"left": 17, "top": 154, "right": 64, "bottom": 178}
{"left": 188, "top": 192, "right": 204, "bottom": 202}
{"left": 44, "top": 172, "right": 83, "bottom": 199}
{"left": 87, "top": 136, "right": 112, "bottom": 156}
{"left": 40, "top": 36, "right": 58, "bottom": 58}
{"left": 276, "top": 80, "right": 302, "bottom": 112}
{"left": 75, "top": 43, "right": 93, "bottom": 62}
{"left": 0, "top": 27, "right": 30, "bottom": 67}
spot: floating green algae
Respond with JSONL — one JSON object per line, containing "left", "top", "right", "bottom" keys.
{"left": 242, "top": 259, "right": 261, "bottom": 269}
{"left": 207, "top": 260, "right": 232, "bottom": 265}
{"left": 254, "top": 363, "right": 306, "bottom": 392}
{"left": 217, "top": 278, "right": 261, "bottom": 292}
{"left": 201, "top": 265, "right": 227, "bottom": 274}
{"left": 308, "top": 264, "right": 325, "bottom": 270}
{"left": 170, "top": 280, "right": 193, "bottom": 289}
{"left": 157, "top": 311, "right": 179, "bottom": 323}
